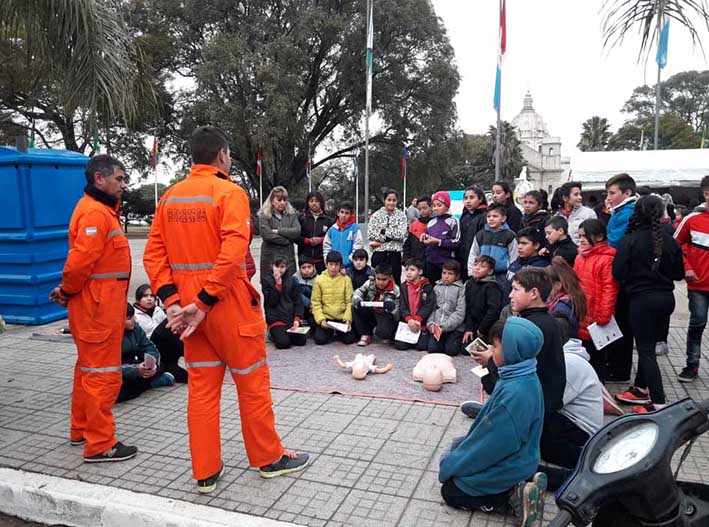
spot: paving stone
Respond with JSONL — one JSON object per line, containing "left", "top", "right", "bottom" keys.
{"left": 328, "top": 489, "right": 408, "bottom": 527}
{"left": 358, "top": 398, "right": 411, "bottom": 420}
{"left": 374, "top": 439, "right": 434, "bottom": 468}
{"left": 399, "top": 499, "right": 472, "bottom": 527}
{"left": 413, "top": 470, "right": 444, "bottom": 502}
{"left": 342, "top": 416, "right": 399, "bottom": 440}
{"left": 389, "top": 421, "right": 446, "bottom": 447}
{"left": 402, "top": 402, "right": 456, "bottom": 426}
{"left": 326, "top": 435, "right": 385, "bottom": 462}
{"left": 212, "top": 468, "right": 295, "bottom": 516}
{"left": 268, "top": 480, "right": 349, "bottom": 525}
{"left": 300, "top": 410, "right": 354, "bottom": 434}
{"left": 281, "top": 428, "right": 339, "bottom": 454}
{"left": 353, "top": 461, "right": 423, "bottom": 498}
{"left": 116, "top": 454, "right": 192, "bottom": 492}
{"left": 299, "top": 454, "right": 367, "bottom": 488}
{"left": 4, "top": 410, "right": 67, "bottom": 436}
{"left": 317, "top": 396, "right": 369, "bottom": 416}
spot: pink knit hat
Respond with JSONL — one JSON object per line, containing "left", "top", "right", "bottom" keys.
{"left": 431, "top": 191, "right": 451, "bottom": 209}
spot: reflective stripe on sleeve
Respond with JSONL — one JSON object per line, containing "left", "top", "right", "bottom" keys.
{"left": 80, "top": 366, "right": 122, "bottom": 373}
{"left": 229, "top": 359, "right": 267, "bottom": 376}
{"left": 184, "top": 360, "right": 225, "bottom": 369}
{"left": 170, "top": 263, "right": 214, "bottom": 270}
{"left": 88, "top": 272, "right": 131, "bottom": 279}
{"left": 163, "top": 196, "right": 215, "bottom": 205}
{"left": 106, "top": 229, "right": 124, "bottom": 239}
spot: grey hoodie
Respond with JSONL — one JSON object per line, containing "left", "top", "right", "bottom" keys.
{"left": 560, "top": 339, "right": 604, "bottom": 437}
{"left": 428, "top": 279, "right": 466, "bottom": 333}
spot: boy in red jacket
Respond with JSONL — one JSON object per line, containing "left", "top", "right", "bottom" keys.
{"left": 674, "top": 176, "right": 709, "bottom": 382}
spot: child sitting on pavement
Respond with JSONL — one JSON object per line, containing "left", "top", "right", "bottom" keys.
{"left": 439, "top": 318, "right": 547, "bottom": 525}
{"left": 352, "top": 264, "right": 400, "bottom": 346}
{"left": 346, "top": 248, "right": 375, "bottom": 290}
{"left": 311, "top": 251, "right": 358, "bottom": 345}
{"left": 462, "top": 255, "right": 504, "bottom": 346}
{"left": 427, "top": 260, "right": 466, "bottom": 356}
{"left": 119, "top": 304, "right": 174, "bottom": 402}
{"left": 293, "top": 257, "right": 318, "bottom": 328}
{"left": 395, "top": 258, "right": 436, "bottom": 351}
{"left": 262, "top": 256, "right": 307, "bottom": 349}
{"left": 542, "top": 216, "right": 578, "bottom": 266}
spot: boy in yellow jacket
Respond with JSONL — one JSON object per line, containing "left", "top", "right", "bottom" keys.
{"left": 311, "top": 251, "right": 358, "bottom": 345}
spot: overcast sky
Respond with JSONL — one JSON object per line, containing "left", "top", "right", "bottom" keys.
{"left": 431, "top": 0, "right": 709, "bottom": 155}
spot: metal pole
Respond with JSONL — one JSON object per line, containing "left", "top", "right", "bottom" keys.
{"left": 494, "top": 0, "right": 502, "bottom": 181}
{"left": 654, "top": 0, "right": 664, "bottom": 150}
{"left": 354, "top": 146, "right": 360, "bottom": 223}
{"left": 154, "top": 165, "right": 158, "bottom": 209}
{"left": 364, "top": 0, "right": 372, "bottom": 233}
{"left": 308, "top": 139, "right": 312, "bottom": 192}
{"left": 402, "top": 146, "right": 407, "bottom": 213}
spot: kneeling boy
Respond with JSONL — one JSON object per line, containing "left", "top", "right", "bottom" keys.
{"left": 352, "top": 264, "right": 400, "bottom": 346}
{"left": 311, "top": 251, "right": 358, "bottom": 345}
{"left": 395, "top": 259, "right": 436, "bottom": 350}
{"left": 427, "top": 260, "right": 466, "bottom": 356}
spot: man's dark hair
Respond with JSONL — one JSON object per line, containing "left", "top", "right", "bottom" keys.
{"left": 326, "top": 250, "right": 343, "bottom": 264}
{"left": 513, "top": 267, "right": 552, "bottom": 301}
{"left": 338, "top": 202, "right": 353, "bottom": 213}
{"left": 190, "top": 126, "right": 229, "bottom": 165}
{"left": 404, "top": 258, "right": 424, "bottom": 270}
{"left": 701, "top": 175, "right": 709, "bottom": 192}
{"left": 488, "top": 320, "right": 505, "bottom": 343}
{"left": 605, "top": 173, "right": 637, "bottom": 194}
{"left": 126, "top": 303, "right": 135, "bottom": 318}
{"left": 517, "top": 226, "right": 543, "bottom": 247}
{"left": 545, "top": 216, "right": 569, "bottom": 234}
{"left": 374, "top": 264, "right": 393, "bottom": 276}
{"left": 442, "top": 259, "right": 461, "bottom": 274}
{"left": 475, "top": 255, "right": 496, "bottom": 270}
{"left": 85, "top": 155, "right": 125, "bottom": 185}
{"left": 487, "top": 202, "right": 507, "bottom": 217}
{"left": 351, "top": 248, "right": 369, "bottom": 262}
{"left": 417, "top": 194, "right": 431, "bottom": 206}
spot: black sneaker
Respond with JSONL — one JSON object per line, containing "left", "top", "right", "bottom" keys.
{"left": 679, "top": 367, "right": 699, "bottom": 383}
{"left": 83, "top": 442, "right": 137, "bottom": 463}
{"left": 460, "top": 400, "right": 483, "bottom": 419}
{"left": 197, "top": 462, "right": 224, "bottom": 494}
{"left": 259, "top": 452, "right": 310, "bottom": 479}
{"left": 70, "top": 437, "right": 86, "bottom": 447}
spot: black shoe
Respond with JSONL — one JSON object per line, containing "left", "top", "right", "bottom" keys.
{"left": 460, "top": 400, "right": 483, "bottom": 419}
{"left": 197, "top": 462, "right": 224, "bottom": 494}
{"left": 83, "top": 442, "right": 137, "bottom": 463}
{"left": 679, "top": 367, "right": 699, "bottom": 383}
{"left": 259, "top": 452, "right": 310, "bottom": 479}
{"left": 70, "top": 437, "right": 86, "bottom": 447}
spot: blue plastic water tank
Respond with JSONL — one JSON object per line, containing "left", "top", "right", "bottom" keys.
{"left": 0, "top": 147, "right": 89, "bottom": 325}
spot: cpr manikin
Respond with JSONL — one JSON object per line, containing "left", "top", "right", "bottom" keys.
{"left": 413, "top": 353, "right": 457, "bottom": 392}
{"left": 334, "top": 354, "right": 393, "bottom": 380}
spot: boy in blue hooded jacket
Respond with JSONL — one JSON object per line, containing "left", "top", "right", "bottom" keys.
{"left": 439, "top": 318, "right": 547, "bottom": 525}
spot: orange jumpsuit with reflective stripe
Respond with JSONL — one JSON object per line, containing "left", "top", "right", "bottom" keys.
{"left": 62, "top": 192, "right": 131, "bottom": 457}
{"left": 143, "top": 165, "right": 283, "bottom": 479}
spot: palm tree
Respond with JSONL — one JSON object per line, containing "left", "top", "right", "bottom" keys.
{"left": 578, "top": 116, "right": 613, "bottom": 151}
{"left": 488, "top": 121, "right": 525, "bottom": 182}
{"left": 0, "top": 0, "right": 146, "bottom": 123}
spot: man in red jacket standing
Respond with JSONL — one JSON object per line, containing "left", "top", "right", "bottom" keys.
{"left": 674, "top": 175, "right": 709, "bottom": 382}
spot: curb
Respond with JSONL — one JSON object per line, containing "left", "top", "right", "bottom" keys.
{"left": 0, "top": 468, "right": 295, "bottom": 527}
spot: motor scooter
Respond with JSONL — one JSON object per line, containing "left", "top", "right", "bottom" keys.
{"left": 548, "top": 398, "right": 709, "bottom": 526}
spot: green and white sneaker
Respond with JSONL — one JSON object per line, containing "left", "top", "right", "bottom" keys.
{"left": 509, "top": 472, "right": 547, "bottom": 526}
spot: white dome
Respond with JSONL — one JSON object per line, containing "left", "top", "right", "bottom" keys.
{"left": 511, "top": 91, "right": 549, "bottom": 151}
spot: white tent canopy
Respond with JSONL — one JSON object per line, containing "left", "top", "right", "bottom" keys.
{"left": 568, "top": 149, "right": 709, "bottom": 190}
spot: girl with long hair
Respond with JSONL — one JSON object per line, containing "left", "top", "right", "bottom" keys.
{"left": 573, "top": 219, "right": 619, "bottom": 382}
{"left": 297, "top": 191, "right": 333, "bottom": 274}
{"left": 456, "top": 185, "right": 488, "bottom": 280}
{"left": 545, "top": 256, "right": 587, "bottom": 339}
{"left": 491, "top": 181, "right": 522, "bottom": 232}
{"left": 551, "top": 182, "right": 596, "bottom": 245}
{"left": 367, "top": 189, "right": 408, "bottom": 285}
{"left": 258, "top": 186, "right": 301, "bottom": 276}
{"left": 612, "top": 195, "right": 684, "bottom": 412}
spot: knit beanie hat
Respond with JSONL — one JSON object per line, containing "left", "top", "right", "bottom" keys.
{"left": 431, "top": 191, "right": 451, "bottom": 209}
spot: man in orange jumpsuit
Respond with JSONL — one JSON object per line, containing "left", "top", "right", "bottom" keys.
{"left": 50, "top": 155, "right": 138, "bottom": 463}
{"left": 144, "top": 126, "right": 308, "bottom": 493}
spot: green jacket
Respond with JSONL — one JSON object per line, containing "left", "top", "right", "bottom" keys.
{"left": 311, "top": 270, "right": 353, "bottom": 323}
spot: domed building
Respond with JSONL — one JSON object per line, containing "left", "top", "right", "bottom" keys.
{"left": 511, "top": 91, "right": 569, "bottom": 194}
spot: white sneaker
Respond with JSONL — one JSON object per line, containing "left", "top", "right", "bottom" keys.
{"left": 178, "top": 356, "right": 187, "bottom": 371}
{"left": 655, "top": 341, "right": 669, "bottom": 356}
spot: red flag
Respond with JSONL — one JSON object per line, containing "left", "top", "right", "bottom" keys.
{"left": 500, "top": 0, "right": 506, "bottom": 55}
{"left": 401, "top": 144, "right": 408, "bottom": 181}
{"left": 256, "top": 145, "right": 263, "bottom": 179}
{"left": 151, "top": 136, "right": 158, "bottom": 170}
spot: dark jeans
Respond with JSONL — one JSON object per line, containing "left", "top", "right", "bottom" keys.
{"left": 424, "top": 262, "right": 443, "bottom": 285}
{"left": 607, "top": 289, "right": 634, "bottom": 381}
{"left": 630, "top": 290, "right": 674, "bottom": 404}
{"left": 441, "top": 480, "right": 511, "bottom": 512}
{"left": 150, "top": 320, "right": 187, "bottom": 383}
{"left": 583, "top": 339, "right": 606, "bottom": 384}
{"left": 352, "top": 307, "right": 397, "bottom": 340}
{"left": 117, "top": 377, "right": 152, "bottom": 402}
{"left": 427, "top": 330, "right": 463, "bottom": 356}
{"left": 269, "top": 325, "right": 307, "bottom": 349}
{"left": 540, "top": 412, "right": 589, "bottom": 469}
{"left": 313, "top": 321, "right": 359, "bottom": 345}
{"left": 371, "top": 250, "right": 402, "bottom": 286}
{"left": 394, "top": 330, "right": 430, "bottom": 351}
{"left": 687, "top": 289, "right": 709, "bottom": 368}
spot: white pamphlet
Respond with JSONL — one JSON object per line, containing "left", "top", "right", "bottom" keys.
{"left": 287, "top": 326, "right": 310, "bottom": 335}
{"left": 588, "top": 316, "right": 623, "bottom": 350}
{"left": 471, "top": 365, "right": 489, "bottom": 378}
{"left": 361, "top": 301, "right": 384, "bottom": 308}
{"left": 327, "top": 320, "right": 350, "bottom": 333}
{"left": 395, "top": 321, "right": 420, "bottom": 344}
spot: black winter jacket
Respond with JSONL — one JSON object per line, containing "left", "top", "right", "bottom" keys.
{"left": 399, "top": 278, "right": 436, "bottom": 324}
{"left": 262, "top": 273, "right": 304, "bottom": 326}
{"left": 521, "top": 210, "right": 550, "bottom": 235}
{"left": 504, "top": 202, "right": 523, "bottom": 233}
{"left": 297, "top": 211, "right": 333, "bottom": 263}
{"left": 456, "top": 207, "right": 488, "bottom": 265}
{"left": 463, "top": 275, "right": 503, "bottom": 337}
{"left": 612, "top": 225, "right": 684, "bottom": 296}
{"left": 549, "top": 237, "right": 578, "bottom": 266}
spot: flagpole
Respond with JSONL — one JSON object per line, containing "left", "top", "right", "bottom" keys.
{"left": 494, "top": 0, "right": 503, "bottom": 182}
{"left": 258, "top": 146, "right": 263, "bottom": 207}
{"left": 354, "top": 146, "right": 360, "bottom": 223}
{"left": 308, "top": 140, "right": 313, "bottom": 192}
{"left": 654, "top": 1, "right": 665, "bottom": 150}
{"left": 364, "top": 0, "right": 373, "bottom": 233}
{"left": 402, "top": 144, "right": 407, "bottom": 211}
{"left": 152, "top": 135, "right": 158, "bottom": 209}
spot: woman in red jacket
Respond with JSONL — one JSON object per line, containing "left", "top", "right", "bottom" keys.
{"left": 573, "top": 219, "right": 619, "bottom": 383}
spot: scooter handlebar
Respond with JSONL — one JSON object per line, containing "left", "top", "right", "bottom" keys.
{"left": 697, "top": 399, "right": 709, "bottom": 416}
{"left": 547, "top": 509, "right": 573, "bottom": 527}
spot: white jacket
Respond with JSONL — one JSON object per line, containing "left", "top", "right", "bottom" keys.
{"left": 559, "top": 339, "right": 604, "bottom": 437}
{"left": 134, "top": 306, "right": 167, "bottom": 338}
{"left": 556, "top": 206, "right": 596, "bottom": 245}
